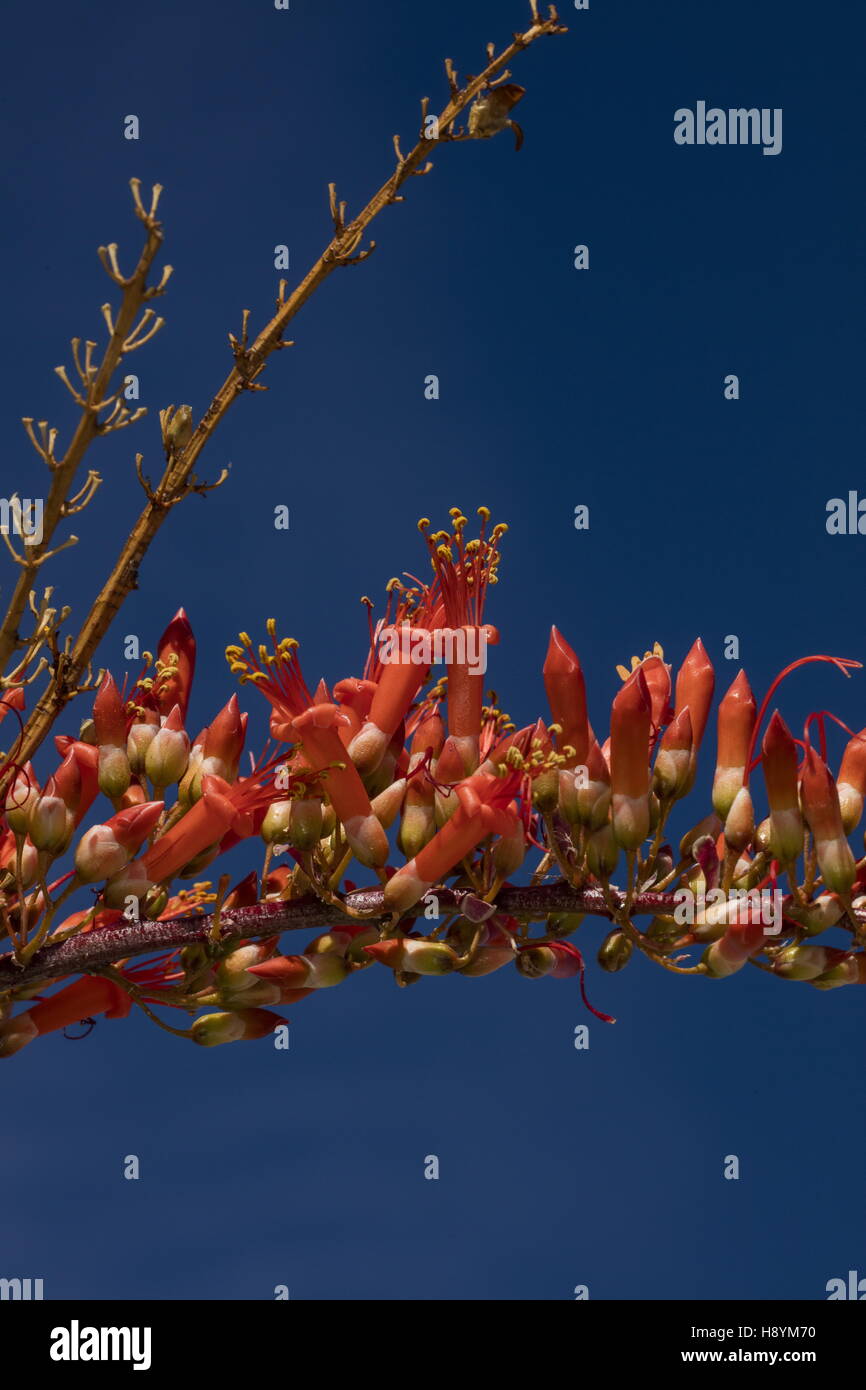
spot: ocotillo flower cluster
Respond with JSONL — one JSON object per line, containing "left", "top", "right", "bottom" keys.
{"left": 1, "top": 507, "right": 865, "bottom": 1058}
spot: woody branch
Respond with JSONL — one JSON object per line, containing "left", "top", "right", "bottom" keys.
{"left": 2, "top": 887, "right": 864, "bottom": 993}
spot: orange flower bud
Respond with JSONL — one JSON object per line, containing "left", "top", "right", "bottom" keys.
{"left": 202, "top": 695, "right": 245, "bottom": 779}
{"left": 249, "top": 951, "right": 349, "bottom": 991}
{"left": 145, "top": 705, "right": 190, "bottom": 789}
{"left": 837, "top": 728, "right": 866, "bottom": 833}
{"left": 127, "top": 713, "right": 160, "bottom": 774}
{"left": 28, "top": 778, "right": 73, "bottom": 854}
{"left": 364, "top": 937, "right": 459, "bottom": 976}
{"left": 773, "top": 944, "right": 835, "bottom": 981}
{"left": 586, "top": 822, "right": 619, "bottom": 877}
{"left": 703, "top": 919, "right": 765, "bottom": 978}
{"left": 673, "top": 638, "right": 715, "bottom": 751}
{"left": 154, "top": 608, "right": 196, "bottom": 720}
{"left": 761, "top": 712, "right": 804, "bottom": 863}
{"left": 74, "top": 801, "right": 164, "bottom": 883}
{"left": 371, "top": 778, "right": 407, "bottom": 831}
{"left": 800, "top": 746, "right": 856, "bottom": 896}
{"left": 812, "top": 953, "right": 866, "bottom": 990}
{"left": 653, "top": 708, "right": 693, "bottom": 800}
{"left": 560, "top": 736, "right": 610, "bottom": 829}
{"left": 292, "top": 703, "right": 389, "bottom": 868}
{"left": 3, "top": 763, "right": 39, "bottom": 835}
{"left": 492, "top": 804, "right": 526, "bottom": 876}
{"left": 637, "top": 655, "right": 673, "bottom": 733}
{"left": 724, "top": 785, "right": 754, "bottom": 853}
{"left": 455, "top": 917, "right": 517, "bottom": 977}
{"left": 191, "top": 1008, "right": 283, "bottom": 1047}
{"left": 93, "top": 672, "right": 126, "bottom": 747}
{"left": 543, "top": 626, "right": 589, "bottom": 768}
{"left": 610, "top": 670, "right": 651, "bottom": 849}
{"left": 712, "top": 671, "right": 756, "bottom": 819}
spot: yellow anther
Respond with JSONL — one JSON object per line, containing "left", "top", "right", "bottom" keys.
{"left": 238, "top": 631, "right": 252, "bottom": 647}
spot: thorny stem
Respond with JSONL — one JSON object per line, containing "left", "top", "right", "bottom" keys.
{"left": 2, "top": 882, "right": 863, "bottom": 995}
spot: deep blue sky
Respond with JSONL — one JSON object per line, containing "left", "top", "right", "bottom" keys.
{"left": 2, "top": 0, "right": 865, "bottom": 1300}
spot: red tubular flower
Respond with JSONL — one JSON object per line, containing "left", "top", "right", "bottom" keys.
{"left": 712, "top": 671, "right": 757, "bottom": 819}
{"left": 141, "top": 778, "right": 240, "bottom": 882}
{"left": 332, "top": 678, "right": 377, "bottom": 743}
{"left": 291, "top": 703, "right": 389, "bottom": 867}
{"left": 610, "top": 670, "right": 651, "bottom": 849}
{"left": 385, "top": 770, "right": 521, "bottom": 915}
{"left": 800, "top": 746, "right": 856, "bottom": 896}
{"left": 837, "top": 727, "right": 866, "bottom": 833}
{"left": 761, "top": 711, "right": 804, "bottom": 863}
{"left": 227, "top": 625, "right": 314, "bottom": 743}
{"left": 419, "top": 507, "right": 506, "bottom": 772}
{"left": 2, "top": 762, "right": 39, "bottom": 834}
{"left": 150, "top": 608, "right": 196, "bottom": 720}
{"left": 673, "top": 639, "right": 715, "bottom": 752}
{"left": 543, "top": 626, "right": 589, "bottom": 768}
{"left": 348, "top": 624, "right": 433, "bottom": 775}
